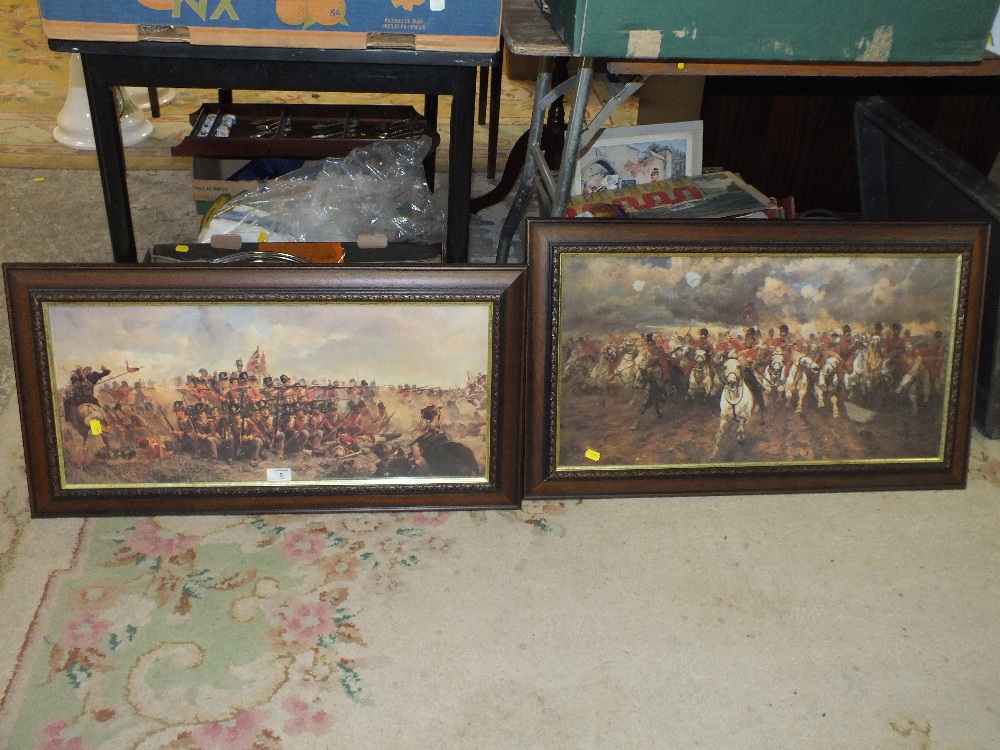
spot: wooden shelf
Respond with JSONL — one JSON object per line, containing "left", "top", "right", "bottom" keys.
{"left": 609, "top": 55, "right": 1000, "bottom": 79}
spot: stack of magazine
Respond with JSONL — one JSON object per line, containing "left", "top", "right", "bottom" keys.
{"left": 566, "top": 171, "right": 792, "bottom": 220}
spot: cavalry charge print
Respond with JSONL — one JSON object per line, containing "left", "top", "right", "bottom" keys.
{"left": 554, "top": 251, "right": 962, "bottom": 470}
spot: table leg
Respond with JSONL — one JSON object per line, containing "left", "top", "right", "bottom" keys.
{"left": 147, "top": 87, "right": 160, "bottom": 118}
{"left": 478, "top": 66, "right": 489, "bottom": 125}
{"left": 487, "top": 44, "right": 503, "bottom": 180}
{"left": 80, "top": 54, "right": 138, "bottom": 264}
{"left": 423, "top": 94, "right": 438, "bottom": 191}
{"left": 447, "top": 67, "right": 476, "bottom": 263}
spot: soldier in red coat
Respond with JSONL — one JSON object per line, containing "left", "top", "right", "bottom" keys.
{"left": 921, "top": 330, "right": 947, "bottom": 392}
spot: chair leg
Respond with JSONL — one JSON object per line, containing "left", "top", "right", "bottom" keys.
{"left": 147, "top": 87, "right": 160, "bottom": 118}
{"left": 476, "top": 42, "right": 504, "bottom": 180}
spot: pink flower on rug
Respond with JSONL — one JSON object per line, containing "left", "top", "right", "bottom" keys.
{"left": 410, "top": 511, "right": 449, "bottom": 527}
{"left": 125, "top": 520, "right": 198, "bottom": 559}
{"left": 276, "top": 530, "right": 328, "bottom": 562}
{"left": 60, "top": 611, "right": 111, "bottom": 649}
{"left": 281, "top": 696, "right": 334, "bottom": 736}
{"left": 282, "top": 600, "right": 338, "bottom": 645}
{"left": 190, "top": 709, "right": 266, "bottom": 750}
{"left": 37, "top": 719, "right": 86, "bottom": 750}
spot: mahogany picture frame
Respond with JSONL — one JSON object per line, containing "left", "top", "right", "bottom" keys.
{"left": 4, "top": 263, "right": 526, "bottom": 515}
{"left": 524, "top": 219, "right": 987, "bottom": 498}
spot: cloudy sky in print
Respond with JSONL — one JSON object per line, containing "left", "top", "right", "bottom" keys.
{"left": 45, "top": 302, "right": 490, "bottom": 390}
{"left": 558, "top": 252, "right": 961, "bottom": 338}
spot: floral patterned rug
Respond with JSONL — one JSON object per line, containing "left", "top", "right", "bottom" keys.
{"left": 0, "top": 505, "right": 573, "bottom": 748}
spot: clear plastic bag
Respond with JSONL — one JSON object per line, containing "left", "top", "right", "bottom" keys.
{"left": 198, "top": 136, "right": 445, "bottom": 245}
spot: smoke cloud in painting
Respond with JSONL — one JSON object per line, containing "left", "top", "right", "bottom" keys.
{"left": 559, "top": 253, "right": 959, "bottom": 337}
{"left": 46, "top": 303, "right": 490, "bottom": 390}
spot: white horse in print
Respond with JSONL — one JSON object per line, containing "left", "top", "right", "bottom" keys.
{"left": 843, "top": 338, "right": 884, "bottom": 404}
{"left": 710, "top": 357, "right": 760, "bottom": 460}
{"left": 814, "top": 354, "right": 843, "bottom": 418}
{"left": 65, "top": 401, "right": 113, "bottom": 453}
{"left": 757, "top": 350, "right": 786, "bottom": 405}
{"left": 785, "top": 355, "right": 821, "bottom": 414}
{"left": 687, "top": 347, "right": 716, "bottom": 401}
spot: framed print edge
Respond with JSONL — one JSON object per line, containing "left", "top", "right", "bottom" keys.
{"left": 572, "top": 120, "right": 704, "bottom": 196}
{"left": 524, "top": 219, "right": 986, "bottom": 499}
{"left": 3, "top": 263, "right": 527, "bottom": 516}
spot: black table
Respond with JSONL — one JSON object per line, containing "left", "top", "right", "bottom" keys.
{"left": 49, "top": 39, "right": 497, "bottom": 264}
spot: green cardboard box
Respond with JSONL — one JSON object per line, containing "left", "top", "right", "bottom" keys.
{"left": 545, "top": 0, "right": 1000, "bottom": 62}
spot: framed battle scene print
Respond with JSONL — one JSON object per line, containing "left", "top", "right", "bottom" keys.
{"left": 4, "top": 264, "right": 526, "bottom": 515}
{"left": 524, "top": 219, "right": 987, "bottom": 498}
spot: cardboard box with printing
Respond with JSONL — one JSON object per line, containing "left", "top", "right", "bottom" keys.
{"left": 37, "top": 0, "right": 501, "bottom": 52}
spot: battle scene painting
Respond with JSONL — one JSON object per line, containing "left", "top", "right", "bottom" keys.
{"left": 45, "top": 301, "right": 493, "bottom": 489}
{"left": 554, "top": 250, "right": 965, "bottom": 471}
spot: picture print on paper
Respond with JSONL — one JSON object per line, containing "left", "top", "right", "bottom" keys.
{"left": 575, "top": 121, "right": 703, "bottom": 195}
{"left": 46, "top": 302, "right": 492, "bottom": 488}
{"left": 556, "top": 251, "right": 961, "bottom": 469}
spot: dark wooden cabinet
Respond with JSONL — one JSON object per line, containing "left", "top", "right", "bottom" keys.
{"left": 700, "top": 76, "right": 1000, "bottom": 214}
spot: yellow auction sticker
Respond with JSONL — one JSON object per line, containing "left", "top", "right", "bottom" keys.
{"left": 585, "top": 448, "right": 601, "bottom": 462}
{"left": 90, "top": 419, "right": 102, "bottom": 436}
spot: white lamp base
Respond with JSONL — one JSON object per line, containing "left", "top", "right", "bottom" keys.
{"left": 53, "top": 54, "right": 154, "bottom": 151}
{"left": 124, "top": 86, "right": 177, "bottom": 110}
